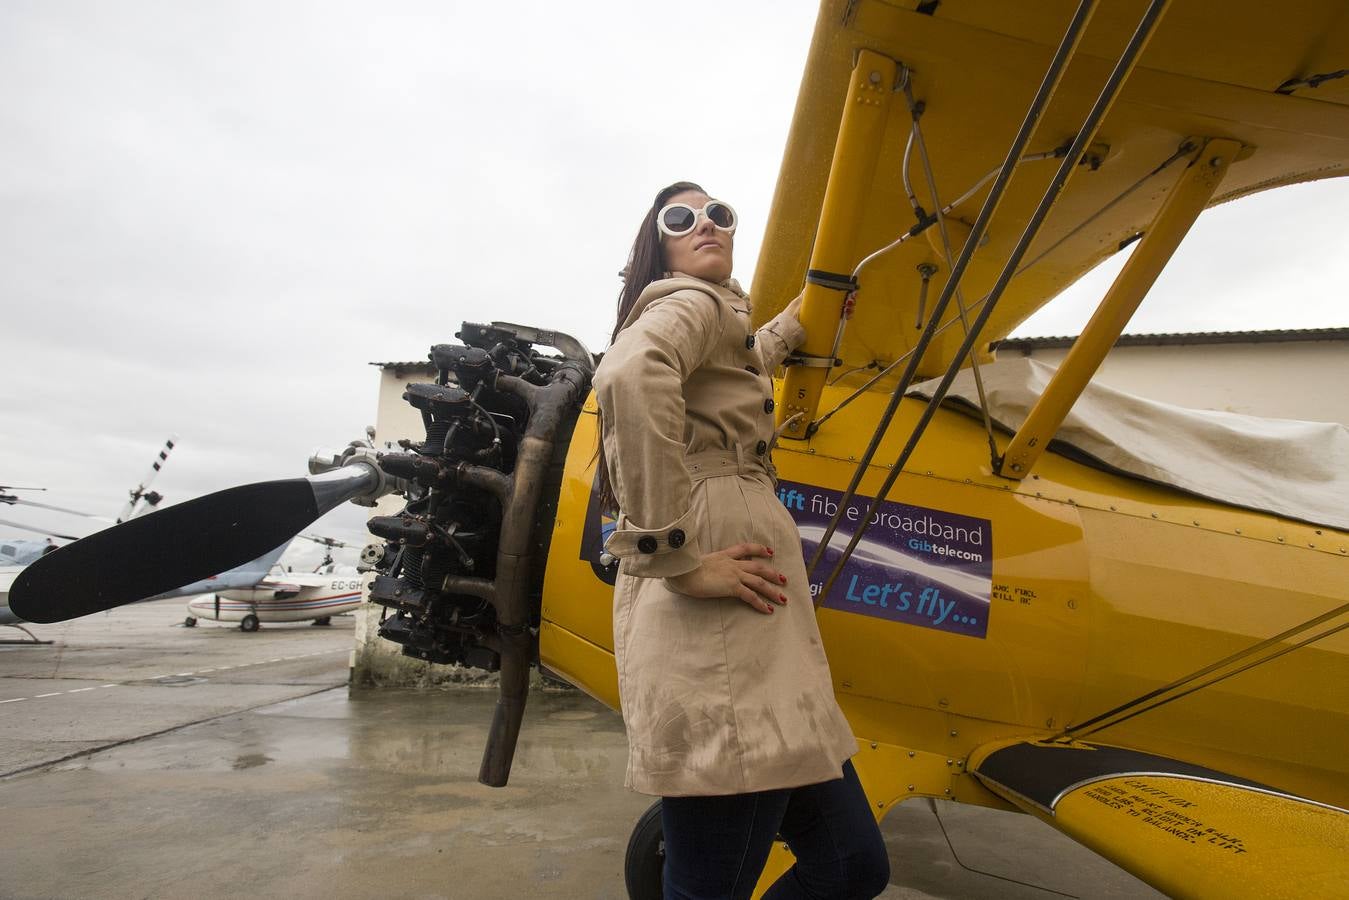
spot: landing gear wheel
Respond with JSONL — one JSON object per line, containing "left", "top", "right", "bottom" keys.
{"left": 240, "top": 614, "right": 260, "bottom": 633}
{"left": 311, "top": 617, "right": 331, "bottom": 626}
{"left": 624, "top": 799, "right": 664, "bottom": 900}
{"left": 184, "top": 617, "right": 197, "bottom": 627}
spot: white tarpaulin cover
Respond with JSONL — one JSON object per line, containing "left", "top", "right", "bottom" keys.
{"left": 909, "top": 357, "right": 1349, "bottom": 531}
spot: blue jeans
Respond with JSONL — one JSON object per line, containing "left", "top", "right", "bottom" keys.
{"left": 660, "top": 760, "right": 890, "bottom": 900}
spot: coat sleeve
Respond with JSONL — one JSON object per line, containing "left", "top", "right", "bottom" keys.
{"left": 754, "top": 303, "right": 806, "bottom": 371}
{"left": 593, "top": 291, "right": 722, "bottom": 578}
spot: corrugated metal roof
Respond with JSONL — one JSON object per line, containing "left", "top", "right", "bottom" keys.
{"left": 995, "top": 327, "right": 1349, "bottom": 351}
{"left": 369, "top": 360, "right": 436, "bottom": 371}
{"left": 372, "top": 328, "right": 1349, "bottom": 367}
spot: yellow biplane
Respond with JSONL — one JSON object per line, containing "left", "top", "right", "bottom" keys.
{"left": 14, "top": 1, "right": 1348, "bottom": 897}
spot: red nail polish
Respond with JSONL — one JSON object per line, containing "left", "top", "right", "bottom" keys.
{"left": 779, "top": 575, "right": 787, "bottom": 584}
{"left": 767, "top": 548, "right": 774, "bottom": 556}
{"left": 779, "top": 593, "right": 788, "bottom": 603}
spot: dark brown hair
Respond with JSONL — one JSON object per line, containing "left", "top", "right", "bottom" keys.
{"left": 596, "top": 180, "right": 706, "bottom": 516}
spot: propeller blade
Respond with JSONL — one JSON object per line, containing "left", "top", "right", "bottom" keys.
{"left": 10, "top": 466, "right": 378, "bottom": 623}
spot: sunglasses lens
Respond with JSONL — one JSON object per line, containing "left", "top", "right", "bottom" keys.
{"left": 662, "top": 205, "right": 697, "bottom": 234}
{"left": 706, "top": 202, "right": 735, "bottom": 229}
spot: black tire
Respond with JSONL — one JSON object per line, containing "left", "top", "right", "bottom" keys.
{"left": 311, "top": 617, "right": 331, "bottom": 626}
{"left": 183, "top": 617, "right": 197, "bottom": 627}
{"left": 240, "top": 614, "right": 260, "bottom": 633}
{"left": 624, "top": 799, "right": 664, "bottom": 900}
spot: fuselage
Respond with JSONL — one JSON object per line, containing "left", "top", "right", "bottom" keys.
{"left": 187, "top": 578, "right": 364, "bottom": 623}
{"left": 0, "top": 567, "right": 21, "bottom": 625}
{"left": 539, "top": 388, "right": 1349, "bottom": 813}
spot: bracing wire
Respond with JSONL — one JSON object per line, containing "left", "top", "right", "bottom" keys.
{"left": 806, "top": 0, "right": 1101, "bottom": 583}
{"left": 815, "top": 0, "right": 1168, "bottom": 601}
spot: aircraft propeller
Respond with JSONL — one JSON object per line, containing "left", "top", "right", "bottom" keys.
{"left": 9, "top": 460, "right": 395, "bottom": 624}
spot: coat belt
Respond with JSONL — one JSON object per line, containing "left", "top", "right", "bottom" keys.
{"left": 684, "top": 447, "right": 770, "bottom": 482}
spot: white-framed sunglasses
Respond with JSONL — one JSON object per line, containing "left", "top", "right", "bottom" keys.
{"left": 656, "top": 200, "right": 738, "bottom": 237}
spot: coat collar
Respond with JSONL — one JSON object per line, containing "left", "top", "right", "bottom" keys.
{"left": 618, "top": 273, "right": 749, "bottom": 333}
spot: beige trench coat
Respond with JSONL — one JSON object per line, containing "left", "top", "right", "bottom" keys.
{"left": 593, "top": 273, "right": 858, "bottom": 797}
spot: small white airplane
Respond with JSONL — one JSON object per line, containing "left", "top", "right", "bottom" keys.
{"left": 183, "top": 534, "right": 364, "bottom": 632}
{"left": 0, "top": 543, "right": 289, "bottom": 629}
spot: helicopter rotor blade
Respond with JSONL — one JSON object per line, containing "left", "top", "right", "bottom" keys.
{"left": 11, "top": 498, "right": 114, "bottom": 520}
{"left": 118, "top": 435, "right": 178, "bottom": 523}
{"left": 10, "top": 465, "right": 379, "bottom": 623}
{"left": 0, "top": 517, "right": 81, "bottom": 542}
{"left": 297, "top": 532, "right": 354, "bottom": 549}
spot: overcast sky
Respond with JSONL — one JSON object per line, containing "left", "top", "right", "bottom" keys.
{"left": 3, "top": 1, "right": 1346, "bottom": 567}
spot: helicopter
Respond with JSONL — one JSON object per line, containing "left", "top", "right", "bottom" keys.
{"left": 11, "top": 1, "right": 1348, "bottom": 897}
{"left": 1, "top": 438, "right": 177, "bottom": 636}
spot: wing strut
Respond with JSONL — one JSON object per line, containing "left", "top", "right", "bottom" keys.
{"left": 805, "top": 138, "right": 1197, "bottom": 435}
{"left": 812, "top": 0, "right": 1171, "bottom": 603}
{"left": 995, "top": 136, "right": 1242, "bottom": 478}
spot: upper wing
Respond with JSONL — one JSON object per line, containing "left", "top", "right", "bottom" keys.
{"left": 971, "top": 739, "right": 1349, "bottom": 898}
{"left": 752, "top": 0, "right": 1349, "bottom": 377}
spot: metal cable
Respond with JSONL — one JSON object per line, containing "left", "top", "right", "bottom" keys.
{"left": 1057, "top": 601, "right": 1349, "bottom": 740}
{"left": 807, "top": 139, "right": 1194, "bottom": 434}
{"left": 929, "top": 799, "right": 1080, "bottom": 898}
{"left": 806, "top": 0, "right": 1100, "bottom": 580}
{"left": 817, "top": 0, "right": 1167, "bottom": 600}
{"left": 1068, "top": 620, "right": 1349, "bottom": 740}
{"left": 900, "top": 76, "right": 1001, "bottom": 467}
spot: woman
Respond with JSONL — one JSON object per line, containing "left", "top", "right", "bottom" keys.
{"left": 593, "top": 182, "right": 889, "bottom": 900}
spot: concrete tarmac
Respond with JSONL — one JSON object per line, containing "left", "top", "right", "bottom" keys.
{"left": 1, "top": 599, "right": 1161, "bottom": 899}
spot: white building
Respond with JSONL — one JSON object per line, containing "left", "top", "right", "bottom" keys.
{"left": 994, "top": 327, "right": 1349, "bottom": 425}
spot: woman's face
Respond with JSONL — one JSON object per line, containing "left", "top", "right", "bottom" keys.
{"left": 659, "top": 189, "right": 734, "bottom": 283}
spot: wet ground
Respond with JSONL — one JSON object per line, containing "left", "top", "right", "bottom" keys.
{"left": 1, "top": 599, "right": 1161, "bottom": 899}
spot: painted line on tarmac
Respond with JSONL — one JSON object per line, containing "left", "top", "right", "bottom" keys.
{"left": 0, "top": 648, "right": 349, "bottom": 707}
{"left": 0, "top": 682, "right": 348, "bottom": 780}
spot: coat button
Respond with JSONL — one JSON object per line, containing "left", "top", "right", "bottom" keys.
{"left": 637, "top": 536, "right": 658, "bottom": 554}
{"left": 668, "top": 529, "right": 686, "bottom": 549}
{"left": 763, "top": 399, "right": 775, "bottom": 413}
{"left": 745, "top": 335, "right": 756, "bottom": 350}
{"left": 755, "top": 440, "right": 768, "bottom": 455}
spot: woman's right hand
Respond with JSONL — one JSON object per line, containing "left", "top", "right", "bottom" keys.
{"left": 664, "top": 542, "right": 788, "bottom": 614}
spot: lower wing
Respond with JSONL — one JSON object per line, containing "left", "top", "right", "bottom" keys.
{"left": 969, "top": 739, "right": 1349, "bottom": 899}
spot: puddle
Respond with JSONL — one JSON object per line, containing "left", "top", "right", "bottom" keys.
{"left": 232, "top": 753, "right": 272, "bottom": 770}
{"left": 148, "top": 676, "right": 207, "bottom": 687}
